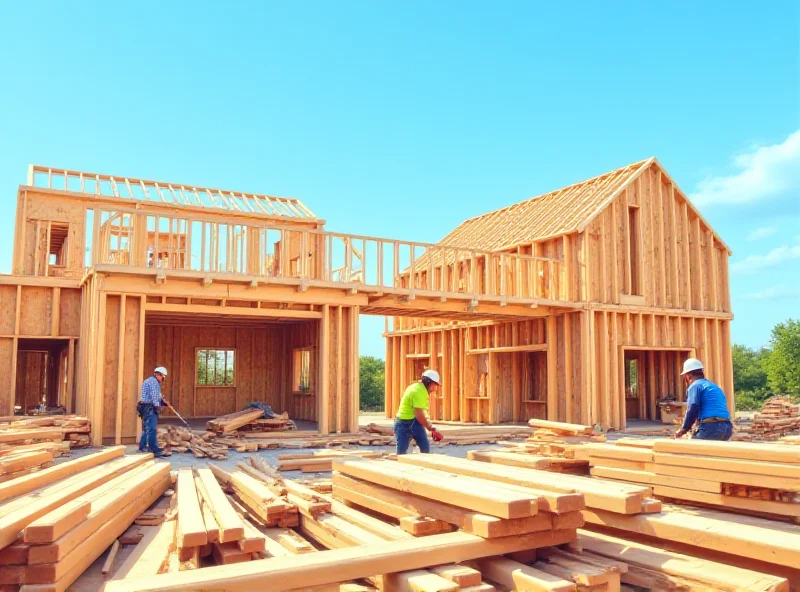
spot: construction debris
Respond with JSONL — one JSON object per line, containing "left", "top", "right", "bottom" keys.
{"left": 734, "top": 396, "right": 800, "bottom": 442}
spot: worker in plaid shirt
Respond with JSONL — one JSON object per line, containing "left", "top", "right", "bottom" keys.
{"left": 137, "top": 366, "right": 172, "bottom": 457}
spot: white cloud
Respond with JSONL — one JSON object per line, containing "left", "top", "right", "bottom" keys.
{"left": 743, "top": 286, "right": 800, "bottom": 300}
{"left": 690, "top": 130, "right": 800, "bottom": 206}
{"left": 730, "top": 244, "right": 800, "bottom": 274}
{"left": 746, "top": 226, "right": 778, "bottom": 241}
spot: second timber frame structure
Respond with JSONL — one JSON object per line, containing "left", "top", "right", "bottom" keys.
{"left": 384, "top": 158, "right": 734, "bottom": 430}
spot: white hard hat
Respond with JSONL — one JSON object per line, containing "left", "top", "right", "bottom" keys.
{"left": 154, "top": 366, "right": 168, "bottom": 376}
{"left": 421, "top": 369, "right": 440, "bottom": 384}
{"left": 681, "top": 358, "right": 704, "bottom": 376}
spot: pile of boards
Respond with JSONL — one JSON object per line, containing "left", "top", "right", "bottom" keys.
{"left": 0, "top": 414, "right": 91, "bottom": 450}
{"left": 734, "top": 396, "right": 800, "bottom": 441}
{"left": 587, "top": 438, "right": 800, "bottom": 519}
{"left": 159, "top": 427, "right": 395, "bottom": 459}
{"left": 206, "top": 409, "right": 296, "bottom": 435}
{"left": 365, "top": 422, "right": 531, "bottom": 446}
{"left": 482, "top": 419, "right": 606, "bottom": 474}
{"left": 0, "top": 446, "right": 170, "bottom": 591}
{"left": 98, "top": 452, "right": 796, "bottom": 592}
{"left": 277, "top": 450, "right": 391, "bottom": 473}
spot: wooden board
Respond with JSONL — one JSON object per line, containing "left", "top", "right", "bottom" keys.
{"left": 177, "top": 470, "right": 207, "bottom": 548}
{"left": 102, "top": 528, "right": 578, "bottom": 592}
{"left": 332, "top": 458, "right": 538, "bottom": 519}
{"left": 397, "top": 454, "right": 647, "bottom": 514}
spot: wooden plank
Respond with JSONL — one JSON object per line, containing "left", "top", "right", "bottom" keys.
{"left": 653, "top": 461, "right": 800, "bottom": 492}
{"left": 653, "top": 452, "right": 800, "bottom": 478}
{"left": 332, "top": 458, "right": 537, "bottom": 519}
{"left": 590, "top": 467, "right": 722, "bottom": 494}
{"left": 195, "top": 468, "right": 245, "bottom": 543}
{"left": 177, "top": 470, "right": 207, "bottom": 548}
{"left": 582, "top": 505, "right": 800, "bottom": 567}
{"left": 110, "top": 520, "right": 176, "bottom": 581}
{"left": 27, "top": 462, "right": 170, "bottom": 564}
{"left": 101, "top": 539, "right": 120, "bottom": 576}
{"left": 653, "top": 439, "right": 800, "bottom": 464}
{"left": 653, "top": 485, "right": 800, "bottom": 517}
{"left": 397, "top": 454, "right": 646, "bottom": 514}
{"left": 102, "top": 529, "right": 578, "bottom": 592}
{"left": 332, "top": 475, "right": 571, "bottom": 539}
{"left": 579, "top": 530, "right": 789, "bottom": 592}
{"left": 383, "top": 569, "right": 458, "bottom": 592}
{"left": 474, "top": 556, "right": 576, "bottom": 592}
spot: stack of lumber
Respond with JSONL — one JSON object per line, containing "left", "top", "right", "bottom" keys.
{"left": 588, "top": 438, "right": 800, "bottom": 519}
{"left": 160, "top": 427, "right": 395, "bottom": 458}
{"left": 365, "top": 422, "right": 531, "bottom": 446}
{"left": 399, "top": 453, "right": 661, "bottom": 515}
{"left": 779, "top": 435, "right": 800, "bottom": 445}
{"left": 209, "top": 459, "right": 300, "bottom": 528}
{"left": 0, "top": 415, "right": 92, "bottom": 449}
{"left": 734, "top": 396, "right": 800, "bottom": 441}
{"left": 277, "top": 450, "right": 391, "bottom": 473}
{"left": 99, "top": 456, "right": 793, "bottom": 592}
{"left": 207, "top": 409, "right": 296, "bottom": 435}
{"left": 478, "top": 420, "right": 604, "bottom": 474}
{"left": 0, "top": 446, "right": 170, "bottom": 591}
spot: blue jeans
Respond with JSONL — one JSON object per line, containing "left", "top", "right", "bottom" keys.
{"left": 139, "top": 407, "right": 164, "bottom": 454}
{"left": 395, "top": 418, "right": 430, "bottom": 454}
{"left": 694, "top": 421, "right": 732, "bottom": 441}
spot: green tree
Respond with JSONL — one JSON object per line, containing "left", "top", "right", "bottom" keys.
{"left": 359, "top": 356, "right": 386, "bottom": 411}
{"left": 731, "top": 344, "right": 768, "bottom": 394}
{"left": 764, "top": 319, "right": 800, "bottom": 394}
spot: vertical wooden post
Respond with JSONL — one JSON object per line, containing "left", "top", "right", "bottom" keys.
{"left": 564, "top": 314, "right": 573, "bottom": 423}
{"left": 581, "top": 310, "right": 592, "bottom": 425}
{"left": 66, "top": 339, "right": 76, "bottom": 415}
{"left": 318, "top": 305, "right": 330, "bottom": 435}
{"left": 136, "top": 296, "right": 146, "bottom": 444}
{"left": 92, "top": 292, "right": 107, "bottom": 446}
{"left": 115, "top": 295, "right": 126, "bottom": 445}
{"left": 546, "top": 314, "right": 557, "bottom": 421}
{"left": 335, "top": 307, "right": 344, "bottom": 433}
{"left": 9, "top": 286, "right": 22, "bottom": 415}
{"left": 51, "top": 287, "right": 61, "bottom": 337}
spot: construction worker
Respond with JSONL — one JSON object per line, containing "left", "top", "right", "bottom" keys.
{"left": 137, "top": 366, "right": 172, "bottom": 457}
{"left": 395, "top": 369, "right": 444, "bottom": 454}
{"left": 673, "top": 358, "right": 732, "bottom": 441}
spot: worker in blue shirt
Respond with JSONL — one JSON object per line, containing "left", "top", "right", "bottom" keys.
{"left": 673, "top": 358, "right": 732, "bottom": 440}
{"left": 137, "top": 366, "right": 172, "bottom": 457}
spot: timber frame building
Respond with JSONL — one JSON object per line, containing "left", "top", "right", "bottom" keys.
{"left": 0, "top": 159, "right": 733, "bottom": 443}
{"left": 384, "top": 158, "right": 734, "bottom": 429}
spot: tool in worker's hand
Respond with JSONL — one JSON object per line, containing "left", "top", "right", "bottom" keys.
{"left": 431, "top": 428, "right": 444, "bottom": 442}
{"left": 166, "top": 402, "right": 191, "bottom": 429}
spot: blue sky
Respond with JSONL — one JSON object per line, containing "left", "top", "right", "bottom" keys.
{"left": 0, "top": 1, "right": 797, "bottom": 359}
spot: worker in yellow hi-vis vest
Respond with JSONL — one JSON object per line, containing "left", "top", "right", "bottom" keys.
{"left": 395, "top": 369, "right": 444, "bottom": 454}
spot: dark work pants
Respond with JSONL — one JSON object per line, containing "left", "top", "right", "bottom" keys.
{"left": 395, "top": 418, "right": 430, "bottom": 454}
{"left": 139, "top": 407, "right": 164, "bottom": 454}
{"left": 694, "top": 421, "right": 733, "bottom": 441}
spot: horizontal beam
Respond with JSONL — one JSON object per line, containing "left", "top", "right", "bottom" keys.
{"left": 0, "top": 275, "right": 80, "bottom": 289}
{"left": 144, "top": 302, "right": 321, "bottom": 320}
{"left": 467, "top": 344, "right": 548, "bottom": 354}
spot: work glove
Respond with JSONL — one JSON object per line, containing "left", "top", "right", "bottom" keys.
{"left": 431, "top": 428, "right": 444, "bottom": 442}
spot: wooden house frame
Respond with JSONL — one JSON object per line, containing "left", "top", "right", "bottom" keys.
{"left": 384, "top": 158, "right": 734, "bottom": 429}
{"left": 2, "top": 164, "right": 575, "bottom": 445}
